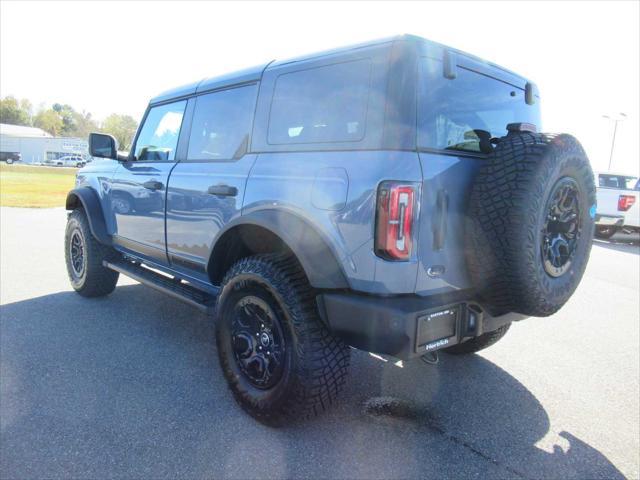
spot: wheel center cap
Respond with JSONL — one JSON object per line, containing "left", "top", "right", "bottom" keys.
{"left": 260, "top": 332, "right": 270, "bottom": 347}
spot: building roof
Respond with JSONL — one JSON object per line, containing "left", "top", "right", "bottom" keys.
{"left": 0, "top": 123, "right": 52, "bottom": 138}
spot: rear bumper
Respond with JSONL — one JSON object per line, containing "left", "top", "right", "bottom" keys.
{"left": 595, "top": 214, "right": 624, "bottom": 226}
{"left": 317, "top": 291, "right": 527, "bottom": 361}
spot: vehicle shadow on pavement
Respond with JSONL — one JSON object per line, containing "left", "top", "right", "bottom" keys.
{"left": 342, "top": 352, "right": 626, "bottom": 480}
{"left": 593, "top": 237, "right": 640, "bottom": 255}
{"left": 0, "top": 285, "right": 626, "bottom": 479}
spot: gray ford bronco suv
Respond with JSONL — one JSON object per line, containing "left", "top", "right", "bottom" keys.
{"left": 65, "top": 35, "right": 595, "bottom": 424}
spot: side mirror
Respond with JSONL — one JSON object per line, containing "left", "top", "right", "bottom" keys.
{"left": 89, "top": 133, "right": 119, "bottom": 160}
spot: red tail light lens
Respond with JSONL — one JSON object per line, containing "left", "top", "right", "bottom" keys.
{"left": 375, "top": 182, "right": 417, "bottom": 261}
{"left": 618, "top": 195, "right": 636, "bottom": 211}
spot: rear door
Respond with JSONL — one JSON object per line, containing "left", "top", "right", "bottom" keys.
{"left": 414, "top": 55, "right": 541, "bottom": 295}
{"left": 108, "top": 100, "right": 187, "bottom": 263}
{"left": 165, "top": 83, "right": 258, "bottom": 279}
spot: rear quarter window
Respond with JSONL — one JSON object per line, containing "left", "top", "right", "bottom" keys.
{"left": 418, "top": 57, "right": 541, "bottom": 154}
{"left": 267, "top": 59, "right": 372, "bottom": 145}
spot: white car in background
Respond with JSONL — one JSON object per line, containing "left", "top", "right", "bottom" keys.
{"left": 594, "top": 172, "right": 640, "bottom": 239}
{"left": 55, "top": 155, "right": 86, "bottom": 168}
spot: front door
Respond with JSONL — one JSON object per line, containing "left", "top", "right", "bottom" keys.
{"left": 166, "top": 83, "right": 259, "bottom": 279}
{"left": 109, "top": 100, "right": 187, "bottom": 263}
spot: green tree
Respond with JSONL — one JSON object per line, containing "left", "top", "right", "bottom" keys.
{"left": 71, "top": 110, "right": 99, "bottom": 139}
{"left": 53, "top": 103, "right": 79, "bottom": 136}
{"left": 33, "top": 109, "right": 63, "bottom": 136}
{"left": 0, "top": 96, "right": 32, "bottom": 126}
{"left": 102, "top": 114, "right": 138, "bottom": 151}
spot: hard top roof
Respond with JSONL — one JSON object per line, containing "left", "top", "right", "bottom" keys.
{"left": 149, "top": 34, "right": 532, "bottom": 105}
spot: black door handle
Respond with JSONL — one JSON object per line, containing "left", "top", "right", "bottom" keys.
{"left": 143, "top": 180, "right": 163, "bottom": 191}
{"left": 207, "top": 184, "right": 238, "bottom": 197}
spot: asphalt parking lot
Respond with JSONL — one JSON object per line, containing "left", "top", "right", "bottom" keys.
{"left": 1, "top": 207, "right": 638, "bottom": 479}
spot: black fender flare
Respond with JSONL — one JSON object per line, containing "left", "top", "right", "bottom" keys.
{"left": 208, "top": 209, "right": 349, "bottom": 289}
{"left": 65, "top": 187, "right": 112, "bottom": 245}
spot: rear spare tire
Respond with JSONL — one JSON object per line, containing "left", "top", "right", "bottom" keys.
{"left": 466, "top": 130, "right": 596, "bottom": 317}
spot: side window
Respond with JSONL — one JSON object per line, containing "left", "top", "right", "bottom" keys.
{"left": 418, "top": 58, "right": 541, "bottom": 154}
{"left": 134, "top": 101, "right": 186, "bottom": 161}
{"left": 267, "top": 59, "right": 372, "bottom": 145}
{"left": 187, "top": 84, "right": 257, "bottom": 161}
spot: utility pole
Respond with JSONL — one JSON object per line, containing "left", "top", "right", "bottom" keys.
{"left": 603, "top": 113, "right": 627, "bottom": 172}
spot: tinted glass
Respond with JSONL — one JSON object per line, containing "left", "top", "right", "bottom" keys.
{"left": 418, "top": 58, "right": 541, "bottom": 153}
{"left": 598, "top": 174, "right": 638, "bottom": 189}
{"left": 187, "top": 85, "right": 257, "bottom": 161}
{"left": 268, "top": 59, "right": 371, "bottom": 144}
{"left": 134, "top": 101, "right": 186, "bottom": 161}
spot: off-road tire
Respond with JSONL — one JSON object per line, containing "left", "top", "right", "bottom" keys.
{"left": 594, "top": 225, "right": 618, "bottom": 239}
{"left": 466, "top": 132, "right": 596, "bottom": 317}
{"left": 65, "top": 209, "right": 119, "bottom": 297}
{"left": 444, "top": 323, "right": 511, "bottom": 355}
{"left": 215, "top": 254, "right": 350, "bottom": 426}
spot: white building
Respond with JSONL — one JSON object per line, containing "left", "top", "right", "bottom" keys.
{"left": 0, "top": 123, "right": 88, "bottom": 164}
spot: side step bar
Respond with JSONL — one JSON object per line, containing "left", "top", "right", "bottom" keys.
{"left": 104, "top": 260, "right": 217, "bottom": 314}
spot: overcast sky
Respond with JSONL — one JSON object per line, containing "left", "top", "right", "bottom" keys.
{"left": 1, "top": 1, "right": 638, "bottom": 175}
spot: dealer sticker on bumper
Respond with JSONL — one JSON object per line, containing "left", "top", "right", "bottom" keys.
{"left": 424, "top": 338, "right": 449, "bottom": 351}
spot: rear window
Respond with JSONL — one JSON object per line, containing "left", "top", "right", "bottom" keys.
{"left": 267, "top": 59, "right": 371, "bottom": 145}
{"left": 598, "top": 174, "right": 638, "bottom": 190}
{"left": 418, "top": 58, "right": 541, "bottom": 154}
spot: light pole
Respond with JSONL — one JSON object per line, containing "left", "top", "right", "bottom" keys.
{"left": 602, "top": 113, "right": 627, "bottom": 172}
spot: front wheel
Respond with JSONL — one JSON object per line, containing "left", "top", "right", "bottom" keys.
{"left": 215, "top": 254, "right": 350, "bottom": 425}
{"left": 6, "top": 158, "right": 13, "bottom": 165}
{"left": 65, "top": 209, "right": 119, "bottom": 297}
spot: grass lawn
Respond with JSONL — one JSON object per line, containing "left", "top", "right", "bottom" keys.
{"left": 0, "top": 163, "right": 77, "bottom": 208}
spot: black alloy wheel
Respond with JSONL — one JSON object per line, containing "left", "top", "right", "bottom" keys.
{"left": 541, "top": 177, "right": 581, "bottom": 277}
{"left": 69, "top": 229, "right": 86, "bottom": 280}
{"left": 231, "top": 295, "right": 287, "bottom": 389}
{"left": 215, "top": 255, "right": 350, "bottom": 424}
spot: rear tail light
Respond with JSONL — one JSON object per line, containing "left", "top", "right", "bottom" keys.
{"left": 375, "top": 181, "right": 418, "bottom": 261}
{"left": 618, "top": 195, "right": 636, "bottom": 211}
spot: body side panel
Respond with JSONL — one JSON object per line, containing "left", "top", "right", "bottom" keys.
{"left": 165, "top": 154, "right": 258, "bottom": 279}
{"left": 72, "top": 159, "right": 122, "bottom": 238}
{"left": 242, "top": 150, "right": 423, "bottom": 294}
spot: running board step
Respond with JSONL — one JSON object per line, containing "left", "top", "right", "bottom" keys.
{"left": 104, "top": 260, "right": 217, "bottom": 314}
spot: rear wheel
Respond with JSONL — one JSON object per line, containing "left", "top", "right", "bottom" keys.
{"left": 215, "top": 254, "right": 350, "bottom": 425}
{"left": 65, "top": 209, "right": 119, "bottom": 297}
{"left": 6, "top": 158, "right": 13, "bottom": 165}
{"left": 595, "top": 225, "right": 618, "bottom": 239}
